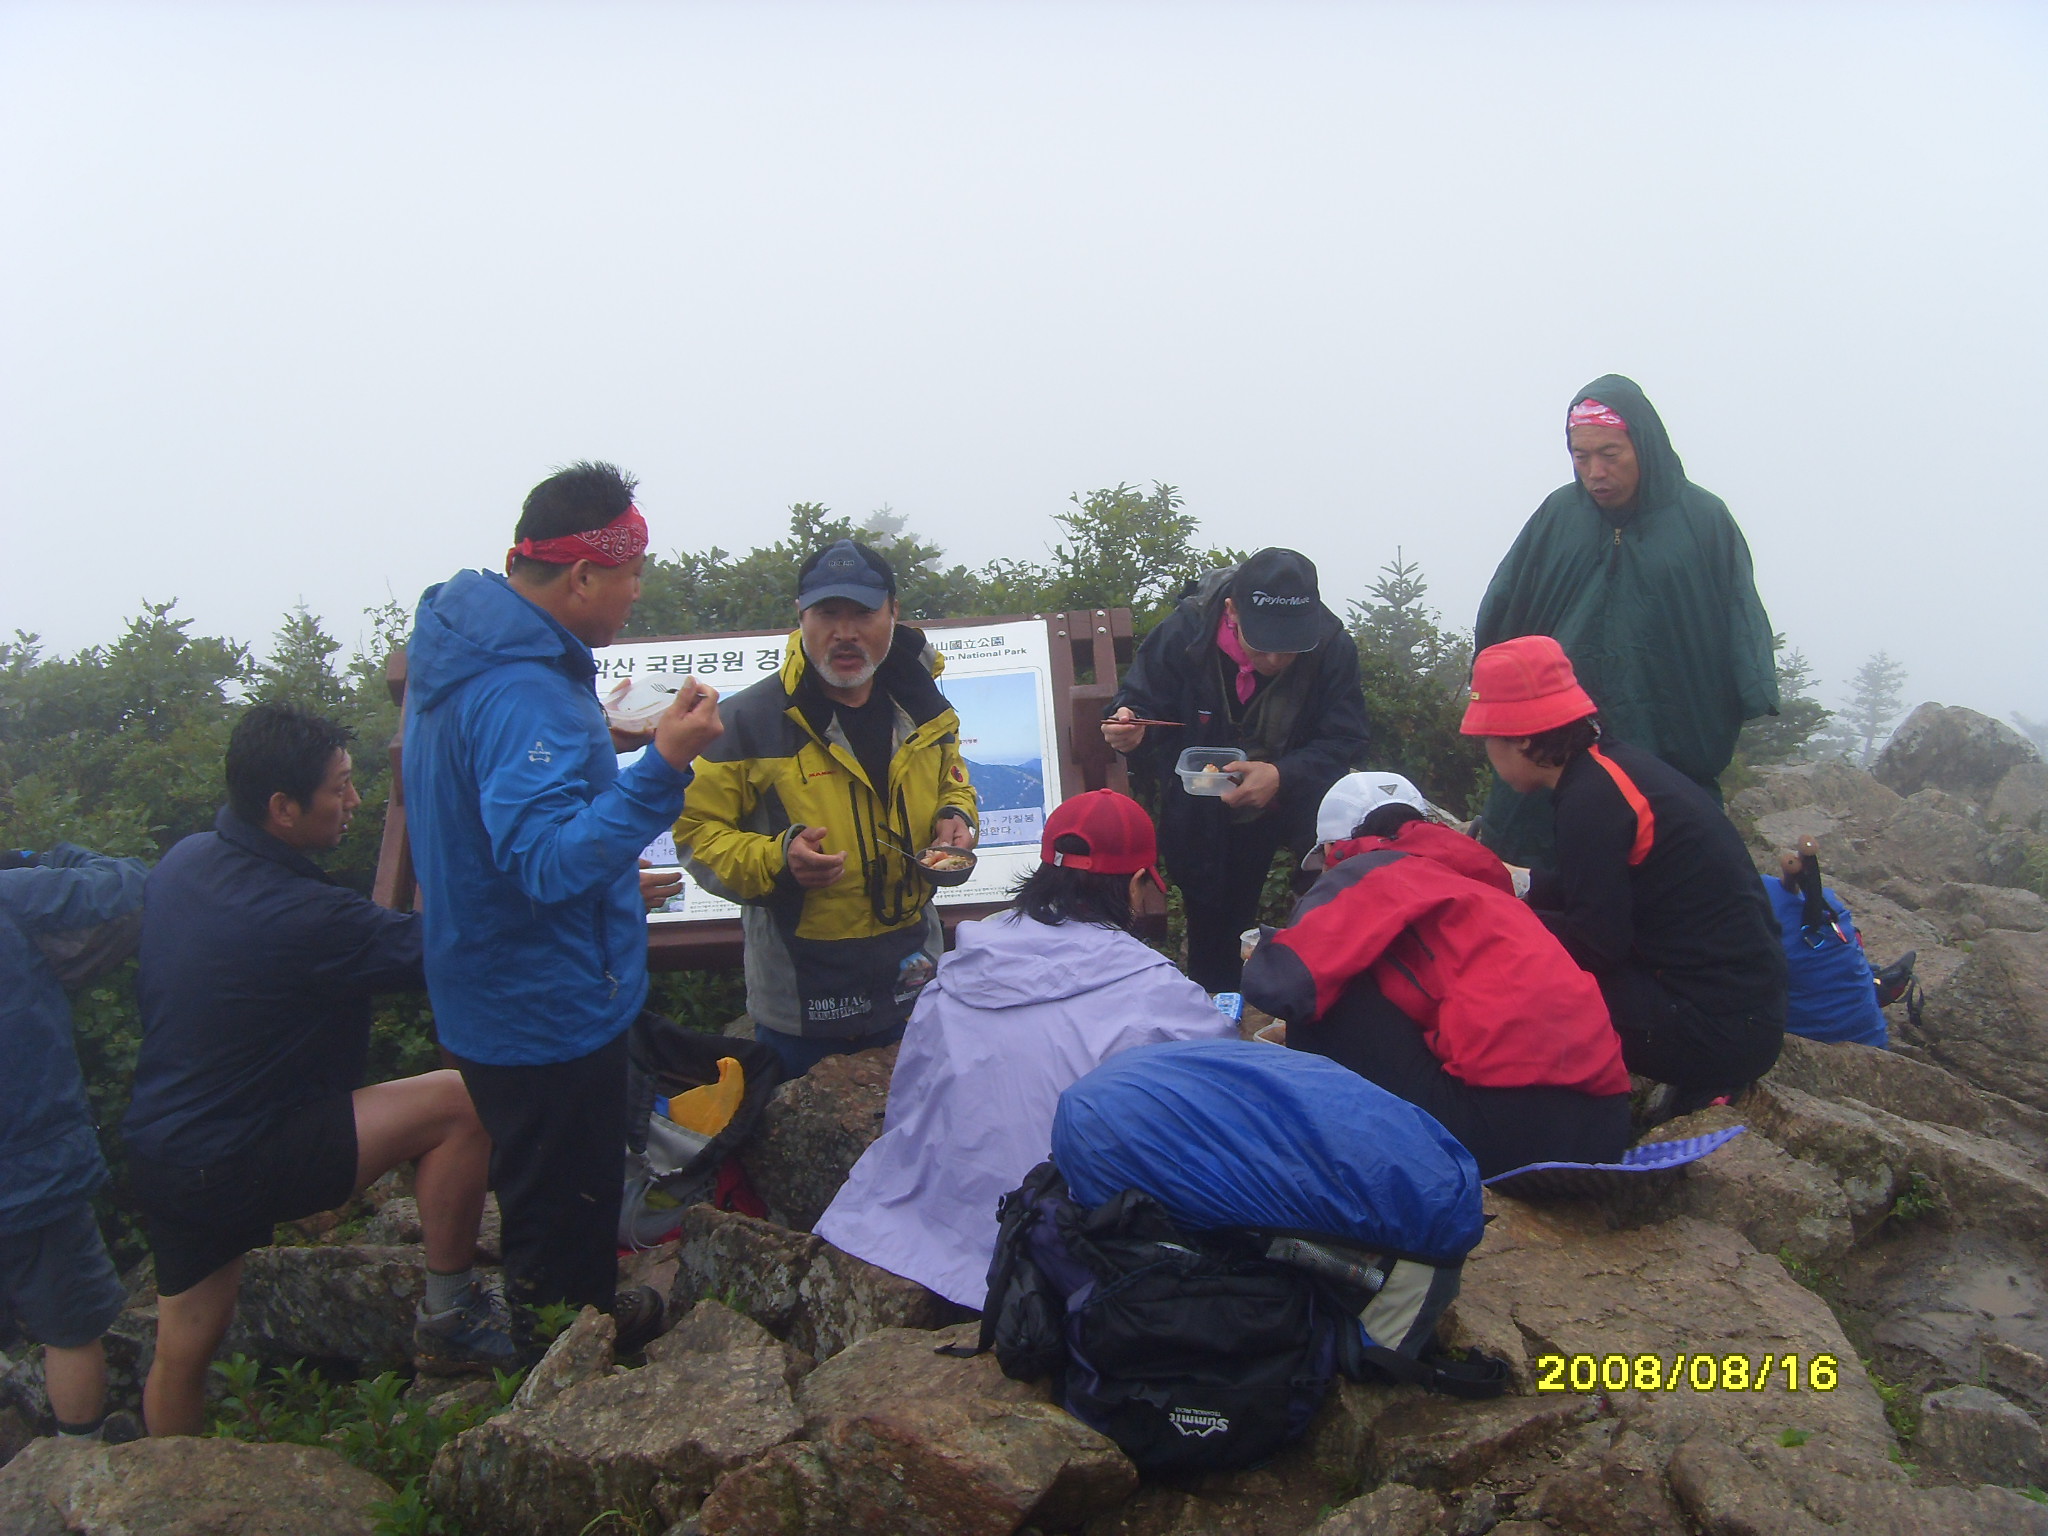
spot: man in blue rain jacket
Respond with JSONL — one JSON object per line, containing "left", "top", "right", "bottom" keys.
{"left": 404, "top": 461, "right": 723, "bottom": 1344}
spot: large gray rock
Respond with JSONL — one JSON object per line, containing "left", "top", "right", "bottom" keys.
{"left": 1931, "top": 883, "right": 2048, "bottom": 934}
{"left": 1915, "top": 1384, "right": 2048, "bottom": 1486}
{"left": 1642, "top": 1109, "right": 1854, "bottom": 1265}
{"left": 1992, "top": 762, "right": 2048, "bottom": 833}
{"left": 510, "top": 1305, "right": 615, "bottom": 1412}
{"left": 647, "top": 1299, "right": 813, "bottom": 1389}
{"left": 1306, "top": 1483, "right": 1445, "bottom": 1536}
{"left": 1666, "top": 1426, "right": 2048, "bottom": 1535}
{"left": 667, "top": 1206, "right": 960, "bottom": 1362}
{"left": 1875, "top": 704, "right": 2044, "bottom": 809}
{"left": 795, "top": 1239, "right": 967, "bottom": 1360}
{"left": 1765, "top": 1031, "right": 2048, "bottom": 1144}
{"left": 698, "top": 1397, "right": 1136, "bottom": 1536}
{"left": 739, "top": 1046, "right": 896, "bottom": 1232}
{"left": 1519, "top": 1421, "right": 1691, "bottom": 1535}
{"left": 695, "top": 1319, "right": 1137, "bottom": 1536}
{"left": 671, "top": 1205, "right": 823, "bottom": 1338}
{"left": 1858, "top": 790, "right": 1999, "bottom": 888}
{"left": 0, "top": 1434, "right": 393, "bottom": 1535}
{"left": 1459, "top": 1198, "right": 1896, "bottom": 1460}
{"left": 1918, "top": 928, "right": 2048, "bottom": 1111}
{"left": 221, "top": 1245, "right": 424, "bottom": 1368}
{"left": 430, "top": 1331, "right": 802, "bottom": 1536}
{"left": 796, "top": 1322, "right": 1047, "bottom": 1426}
{"left": 1743, "top": 1080, "right": 1909, "bottom": 1231}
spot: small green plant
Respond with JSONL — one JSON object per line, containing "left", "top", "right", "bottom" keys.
{"left": 526, "top": 1301, "right": 580, "bottom": 1344}
{"left": 2020, "top": 1484, "right": 2047, "bottom": 1505}
{"left": 209, "top": 1354, "right": 504, "bottom": 1536}
{"left": 576, "top": 1509, "right": 660, "bottom": 1536}
{"left": 1867, "top": 1366, "right": 1921, "bottom": 1443}
{"left": 1778, "top": 1427, "right": 1811, "bottom": 1447}
{"left": 1890, "top": 1172, "right": 1939, "bottom": 1224}
{"left": 366, "top": 1479, "right": 455, "bottom": 1536}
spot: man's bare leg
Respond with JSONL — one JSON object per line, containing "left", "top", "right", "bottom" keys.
{"left": 144, "top": 1259, "right": 241, "bottom": 1437}
{"left": 351, "top": 1069, "right": 491, "bottom": 1273}
{"left": 44, "top": 1339, "right": 107, "bottom": 1428}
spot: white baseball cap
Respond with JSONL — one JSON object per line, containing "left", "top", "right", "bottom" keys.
{"left": 1303, "top": 771, "right": 1430, "bottom": 870}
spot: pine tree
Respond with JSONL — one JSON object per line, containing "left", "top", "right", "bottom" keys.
{"left": 1734, "top": 636, "right": 1832, "bottom": 768}
{"left": 253, "top": 603, "right": 347, "bottom": 710}
{"left": 1843, "top": 651, "right": 1908, "bottom": 767}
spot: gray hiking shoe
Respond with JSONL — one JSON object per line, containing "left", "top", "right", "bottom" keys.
{"left": 414, "top": 1281, "right": 521, "bottom": 1376}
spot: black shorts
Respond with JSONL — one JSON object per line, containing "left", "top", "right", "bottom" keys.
{"left": 129, "top": 1091, "right": 359, "bottom": 1297}
{"left": 0, "top": 1200, "right": 128, "bottom": 1349}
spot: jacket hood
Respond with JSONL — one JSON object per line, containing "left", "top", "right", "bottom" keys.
{"left": 1327, "top": 819, "right": 1513, "bottom": 895}
{"left": 1569, "top": 373, "right": 1687, "bottom": 525}
{"left": 943, "top": 910, "right": 1173, "bottom": 1008}
{"left": 408, "top": 570, "right": 593, "bottom": 712}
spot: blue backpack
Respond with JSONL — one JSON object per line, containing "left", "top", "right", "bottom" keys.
{"left": 954, "top": 1041, "right": 1507, "bottom": 1475}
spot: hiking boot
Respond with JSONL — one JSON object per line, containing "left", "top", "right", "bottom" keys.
{"left": 1873, "top": 951, "right": 1918, "bottom": 1008}
{"left": 610, "top": 1285, "right": 667, "bottom": 1355}
{"left": 414, "top": 1280, "right": 521, "bottom": 1376}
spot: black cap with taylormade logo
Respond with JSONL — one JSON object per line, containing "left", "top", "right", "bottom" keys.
{"left": 1229, "top": 547, "right": 1322, "bottom": 653}
{"left": 796, "top": 538, "right": 897, "bottom": 612}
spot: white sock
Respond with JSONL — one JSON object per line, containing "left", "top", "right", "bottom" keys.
{"left": 424, "top": 1266, "right": 477, "bottom": 1314}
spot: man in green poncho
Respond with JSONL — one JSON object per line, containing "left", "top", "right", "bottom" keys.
{"left": 1474, "top": 375, "right": 1778, "bottom": 866}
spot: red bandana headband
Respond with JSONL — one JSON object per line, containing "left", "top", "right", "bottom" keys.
{"left": 513, "top": 505, "right": 649, "bottom": 567}
{"left": 1568, "top": 398, "right": 1628, "bottom": 433}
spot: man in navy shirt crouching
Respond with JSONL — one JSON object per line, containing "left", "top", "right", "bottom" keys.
{"left": 126, "top": 703, "right": 514, "bottom": 1436}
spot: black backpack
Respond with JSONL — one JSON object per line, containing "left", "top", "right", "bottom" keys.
{"left": 618, "top": 1012, "right": 783, "bottom": 1246}
{"left": 952, "top": 1162, "right": 1507, "bottom": 1477}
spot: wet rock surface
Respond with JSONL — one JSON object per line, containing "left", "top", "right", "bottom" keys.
{"left": 0, "top": 1434, "right": 394, "bottom": 1535}
{"left": 737, "top": 1044, "right": 896, "bottom": 1232}
{"left": 13, "top": 744, "right": 2042, "bottom": 1533}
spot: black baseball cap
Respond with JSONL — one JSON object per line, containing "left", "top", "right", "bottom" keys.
{"left": 1230, "top": 548, "right": 1322, "bottom": 653}
{"left": 796, "top": 539, "right": 897, "bottom": 612}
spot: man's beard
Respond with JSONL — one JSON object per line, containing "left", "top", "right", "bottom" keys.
{"left": 805, "top": 639, "right": 881, "bottom": 691}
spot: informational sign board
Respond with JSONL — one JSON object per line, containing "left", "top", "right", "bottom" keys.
{"left": 600, "top": 620, "right": 1063, "bottom": 923}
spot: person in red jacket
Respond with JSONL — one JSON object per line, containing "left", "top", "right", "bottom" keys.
{"left": 1241, "top": 771, "right": 1631, "bottom": 1177}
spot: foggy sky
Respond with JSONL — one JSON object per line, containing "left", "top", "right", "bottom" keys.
{"left": 3, "top": 1, "right": 2043, "bottom": 730}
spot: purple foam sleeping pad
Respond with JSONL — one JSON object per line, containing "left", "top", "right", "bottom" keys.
{"left": 1482, "top": 1125, "right": 1747, "bottom": 1201}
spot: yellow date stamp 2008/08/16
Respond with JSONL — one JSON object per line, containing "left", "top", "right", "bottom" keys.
{"left": 1534, "top": 1353, "right": 1840, "bottom": 1394}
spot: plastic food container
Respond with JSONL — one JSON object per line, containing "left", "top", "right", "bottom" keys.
{"left": 603, "top": 677, "right": 687, "bottom": 733}
{"left": 913, "top": 846, "right": 978, "bottom": 886}
{"left": 1253, "top": 1020, "right": 1289, "bottom": 1046}
{"left": 1176, "top": 746, "right": 1247, "bottom": 794}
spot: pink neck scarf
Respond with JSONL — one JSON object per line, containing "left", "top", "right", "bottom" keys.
{"left": 1216, "top": 614, "right": 1258, "bottom": 704}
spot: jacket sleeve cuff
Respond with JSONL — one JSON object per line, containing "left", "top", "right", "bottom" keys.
{"left": 1241, "top": 937, "right": 1320, "bottom": 1024}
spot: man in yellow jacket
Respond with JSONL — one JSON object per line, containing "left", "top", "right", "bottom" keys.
{"left": 676, "top": 540, "right": 978, "bottom": 1076}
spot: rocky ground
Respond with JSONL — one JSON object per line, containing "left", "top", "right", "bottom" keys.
{"left": 4, "top": 702, "right": 2047, "bottom": 1535}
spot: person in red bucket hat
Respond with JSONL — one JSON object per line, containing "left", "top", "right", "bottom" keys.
{"left": 813, "top": 789, "right": 1234, "bottom": 1308}
{"left": 1462, "top": 637, "right": 1786, "bottom": 1118}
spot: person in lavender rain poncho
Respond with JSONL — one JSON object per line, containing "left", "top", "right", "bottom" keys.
{"left": 814, "top": 790, "right": 1236, "bottom": 1307}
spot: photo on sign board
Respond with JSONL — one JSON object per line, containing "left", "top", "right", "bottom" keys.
{"left": 936, "top": 668, "right": 1049, "bottom": 849}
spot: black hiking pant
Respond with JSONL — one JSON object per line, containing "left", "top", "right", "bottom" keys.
{"left": 456, "top": 1030, "right": 628, "bottom": 1318}
{"left": 1596, "top": 965, "right": 1783, "bottom": 1099}
{"left": 1176, "top": 820, "right": 1293, "bottom": 995}
{"left": 1287, "top": 979, "right": 1632, "bottom": 1179}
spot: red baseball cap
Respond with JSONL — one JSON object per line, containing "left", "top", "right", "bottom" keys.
{"left": 1041, "top": 789, "right": 1166, "bottom": 892}
{"left": 1459, "top": 635, "right": 1598, "bottom": 737}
